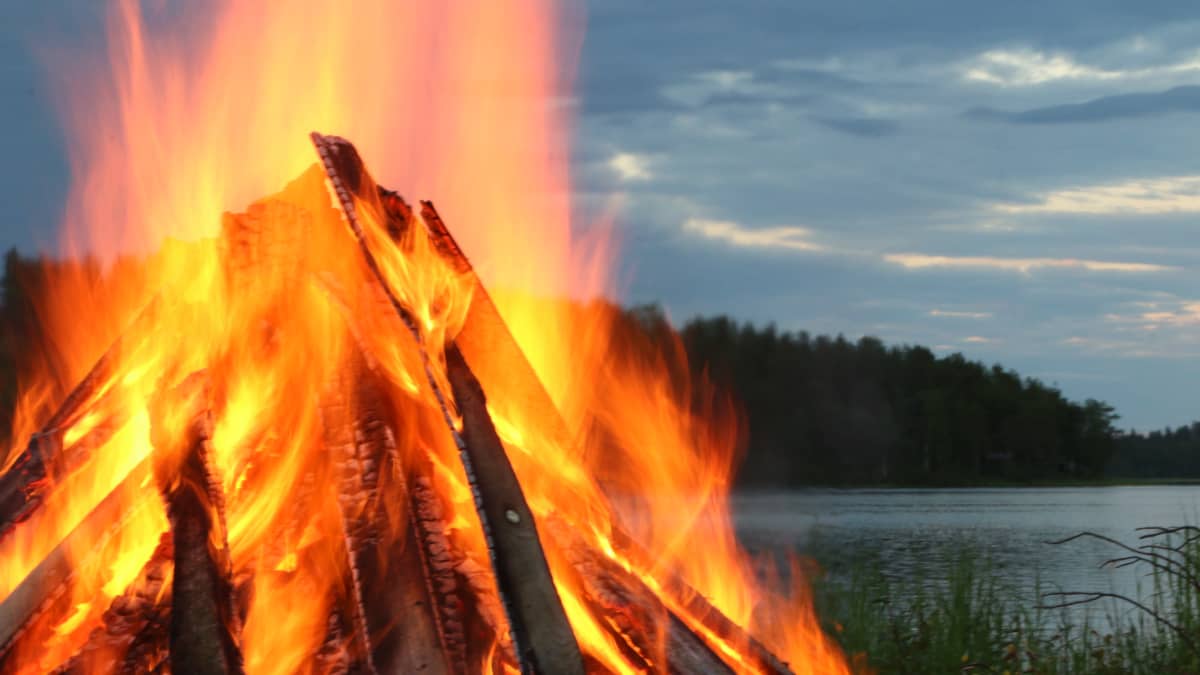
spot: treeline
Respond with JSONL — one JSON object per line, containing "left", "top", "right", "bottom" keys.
{"left": 630, "top": 307, "right": 1122, "bottom": 486}
{"left": 1108, "top": 425, "right": 1200, "bottom": 479}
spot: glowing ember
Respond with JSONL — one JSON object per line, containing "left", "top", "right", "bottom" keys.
{"left": 0, "top": 1, "right": 850, "bottom": 673}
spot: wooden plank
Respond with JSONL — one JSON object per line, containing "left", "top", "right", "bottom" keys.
{"left": 444, "top": 343, "right": 585, "bottom": 675}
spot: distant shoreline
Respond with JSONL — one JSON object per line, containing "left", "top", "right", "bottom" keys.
{"left": 736, "top": 477, "right": 1200, "bottom": 491}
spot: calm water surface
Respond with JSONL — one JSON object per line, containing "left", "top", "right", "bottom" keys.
{"left": 733, "top": 487, "right": 1200, "bottom": 616}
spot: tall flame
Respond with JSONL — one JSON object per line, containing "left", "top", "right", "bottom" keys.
{"left": 1, "top": 1, "right": 850, "bottom": 673}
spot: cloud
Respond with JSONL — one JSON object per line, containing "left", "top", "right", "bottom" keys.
{"left": 993, "top": 175, "right": 1200, "bottom": 214}
{"left": 962, "top": 47, "right": 1200, "bottom": 86}
{"left": 963, "top": 49, "right": 1125, "bottom": 86}
{"left": 682, "top": 218, "right": 824, "bottom": 252}
{"left": 963, "top": 336, "right": 995, "bottom": 343}
{"left": 608, "top": 152, "right": 653, "bottom": 182}
{"left": 1106, "top": 300, "right": 1200, "bottom": 327}
{"left": 929, "top": 309, "right": 993, "bottom": 319}
{"left": 967, "top": 85, "right": 1200, "bottom": 124}
{"left": 884, "top": 254, "right": 1171, "bottom": 274}
{"left": 812, "top": 115, "right": 899, "bottom": 138}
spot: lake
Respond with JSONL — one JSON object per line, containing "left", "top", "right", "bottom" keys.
{"left": 733, "top": 486, "right": 1200, "bottom": 623}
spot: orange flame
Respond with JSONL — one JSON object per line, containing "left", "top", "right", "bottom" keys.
{"left": 0, "top": 1, "right": 850, "bottom": 673}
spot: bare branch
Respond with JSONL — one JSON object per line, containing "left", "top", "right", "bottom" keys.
{"left": 1039, "top": 591, "right": 1197, "bottom": 656}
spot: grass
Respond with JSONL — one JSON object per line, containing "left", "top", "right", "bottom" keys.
{"left": 812, "top": 530, "right": 1200, "bottom": 674}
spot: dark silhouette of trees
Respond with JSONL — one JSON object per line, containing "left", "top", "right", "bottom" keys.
{"left": 637, "top": 305, "right": 1121, "bottom": 486}
{"left": 1108, "top": 423, "right": 1200, "bottom": 479}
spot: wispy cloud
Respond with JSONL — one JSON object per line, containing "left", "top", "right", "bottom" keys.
{"left": 929, "top": 309, "right": 993, "bottom": 319}
{"left": 1106, "top": 300, "right": 1200, "bottom": 327}
{"left": 608, "top": 152, "right": 653, "bottom": 182}
{"left": 963, "top": 335, "right": 995, "bottom": 343}
{"left": 885, "top": 253, "right": 1171, "bottom": 274}
{"left": 963, "top": 47, "right": 1200, "bottom": 86}
{"left": 683, "top": 218, "right": 825, "bottom": 252}
{"left": 993, "top": 175, "right": 1200, "bottom": 215}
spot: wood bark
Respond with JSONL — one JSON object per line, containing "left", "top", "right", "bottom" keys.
{"left": 150, "top": 373, "right": 243, "bottom": 675}
{"left": 319, "top": 362, "right": 458, "bottom": 675}
{"left": 53, "top": 533, "right": 172, "bottom": 674}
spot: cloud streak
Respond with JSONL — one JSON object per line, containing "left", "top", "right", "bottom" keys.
{"left": 682, "top": 219, "right": 825, "bottom": 252}
{"left": 993, "top": 175, "right": 1200, "bottom": 214}
{"left": 885, "top": 254, "right": 1172, "bottom": 274}
{"left": 962, "top": 47, "right": 1200, "bottom": 86}
{"left": 929, "top": 309, "right": 993, "bottom": 319}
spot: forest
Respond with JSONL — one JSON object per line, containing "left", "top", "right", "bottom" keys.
{"left": 658, "top": 308, "right": 1122, "bottom": 485}
{"left": 0, "top": 248, "right": 1186, "bottom": 486}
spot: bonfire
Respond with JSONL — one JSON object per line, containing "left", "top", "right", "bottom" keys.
{"left": 0, "top": 3, "right": 850, "bottom": 674}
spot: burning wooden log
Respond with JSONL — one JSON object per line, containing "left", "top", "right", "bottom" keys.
{"left": 318, "top": 361, "right": 460, "bottom": 674}
{"left": 443, "top": 343, "right": 586, "bottom": 675}
{"left": 0, "top": 298, "right": 160, "bottom": 538}
{"left": 148, "top": 372, "right": 243, "bottom": 675}
{"left": 53, "top": 533, "right": 172, "bottom": 674}
{"left": 0, "top": 457, "right": 160, "bottom": 671}
{"left": 313, "top": 132, "right": 587, "bottom": 675}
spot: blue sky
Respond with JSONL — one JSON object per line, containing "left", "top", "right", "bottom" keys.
{"left": 7, "top": 2, "right": 1200, "bottom": 431}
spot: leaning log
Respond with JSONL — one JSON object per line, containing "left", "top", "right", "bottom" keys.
{"left": 0, "top": 457, "right": 159, "bottom": 670}
{"left": 444, "top": 343, "right": 586, "bottom": 675}
{"left": 149, "top": 373, "right": 243, "bottom": 675}
{"left": 545, "top": 516, "right": 742, "bottom": 675}
{"left": 0, "top": 297, "right": 160, "bottom": 538}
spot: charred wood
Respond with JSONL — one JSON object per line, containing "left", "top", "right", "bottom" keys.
{"left": 319, "top": 363, "right": 458, "bottom": 675}
{"left": 378, "top": 188, "right": 415, "bottom": 241}
{"left": 545, "top": 517, "right": 745, "bottom": 675}
{"left": 312, "top": 608, "right": 356, "bottom": 675}
{"left": 313, "top": 131, "right": 584, "bottom": 675}
{"left": 407, "top": 473, "right": 469, "bottom": 674}
{"left": 150, "top": 373, "right": 243, "bottom": 675}
{"left": 415, "top": 202, "right": 469, "bottom": 275}
{"left": 665, "top": 615, "right": 737, "bottom": 675}
{"left": 421, "top": 203, "right": 793, "bottom": 674}
{"left": 54, "top": 533, "right": 172, "bottom": 674}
